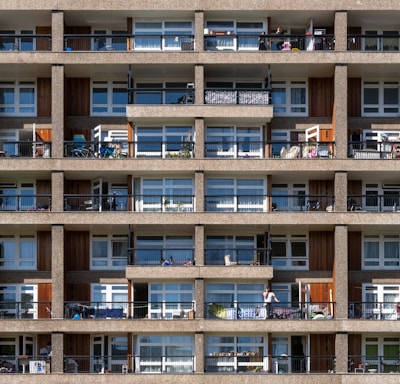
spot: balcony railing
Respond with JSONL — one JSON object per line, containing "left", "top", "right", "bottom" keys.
{"left": 347, "top": 195, "right": 400, "bottom": 212}
{"left": 0, "top": 141, "right": 51, "bottom": 158}
{"left": 0, "top": 301, "right": 51, "bottom": 319}
{"left": 271, "top": 194, "right": 335, "bottom": 212}
{"left": 0, "top": 195, "right": 51, "bottom": 211}
{"left": 348, "top": 34, "right": 400, "bottom": 52}
{"left": 205, "top": 247, "right": 268, "bottom": 266}
{"left": 128, "top": 87, "right": 194, "bottom": 105}
{"left": 205, "top": 194, "right": 266, "bottom": 212}
{"left": 272, "top": 141, "right": 335, "bottom": 159}
{"left": 205, "top": 354, "right": 335, "bottom": 374}
{"left": 128, "top": 248, "right": 195, "bottom": 266}
{"left": 348, "top": 355, "right": 400, "bottom": 373}
{"left": 204, "top": 88, "right": 270, "bottom": 105}
{"left": 349, "top": 140, "right": 398, "bottom": 159}
{"left": 0, "top": 34, "right": 52, "bottom": 51}
{"left": 205, "top": 301, "right": 335, "bottom": 320}
{"left": 348, "top": 301, "right": 400, "bottom": 320}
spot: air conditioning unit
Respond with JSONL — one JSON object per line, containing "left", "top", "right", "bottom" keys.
{"left": 382, "top": 183, "right": 400, "bottom": 189}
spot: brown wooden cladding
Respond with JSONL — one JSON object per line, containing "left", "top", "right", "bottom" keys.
{"left": 348, "top": 78, "right": 361, "bottom": 117}
{"left": 309, "top": 179, "right": 334, "bottom": 211}
{"left": 309, "top": 283, "right": 333, "bottom": 305}
{"left": 37, "top": 231, "right": 52, "bottom": 271}
{"left": 64, "top": 26, "right": 91, "bottom": 51}
{"left": 309, "top": 231, "right": 334, "bottom": 271}
{"left": 310, "top": 334, "right": 335, "bottom": 372}
{"left": 64, "top": 334, "right": 90, "bottom": 371}
{"left": 348, "top": 334, "right": 362, "bottom": 362}
{"left": 37, "top": 78, "right": 52, "bottom": 117}
{"left": 65, "top": 78, "right": 90, "bottom": 117}
{"left": 36, "top": 26, "right": 51, "bottom": 51}
{"left": 65, "top": 283, "right": 90, "bottom": 302}
{"left": 308, "top": 77, "right": 334, "bottom": 117}
{"left": 348, "top": 231, "right": 361, "bottom": 271}
{"left": 64, "top": 231, "right": 90, "bottom": 271}
{"left": 38, "top": 283, "right": 51, "bottom": 318}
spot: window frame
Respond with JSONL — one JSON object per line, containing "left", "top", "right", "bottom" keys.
{"left": 270, "top": 234, "right": 308, "bottom": 270}
{"left": 0, "top": 80, "right": 36, "bottom": 117}
{"left": 362, "top": 234, "right": 400, "bottom": 269}
{"left": 362, "top": 80, "right": 399, "bottom": 116}
{"left": 271, "top": 80, "right": 308, "bottom": 116}
{"left": 0, "top": 234, "right": 36, "bottom": 270}
{"left": 0, "top": 284, "right": 38, "bottom": 318}
{"left": 91, "top": 233, "right": 128, "bottom": 270}
{"left": 91, "top": 80, "right": 127, "bottom": 116}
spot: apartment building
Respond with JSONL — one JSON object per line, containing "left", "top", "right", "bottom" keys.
{"left": 0, "top": 1, "right": 399, "bottom": 383}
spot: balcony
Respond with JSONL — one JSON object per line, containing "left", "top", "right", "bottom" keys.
{"left": 347, "top": 195, "right": 400, "bottom": 212}
{"left": 205, "top": 301, "right": 335, "bottom": 320}
{"left": 349, "top": 355, "right": 400, "bottom": 374}
{"left": 205, "top": 247, "right": 268, "bottom": 266}
{"left": 0, "top": 194, "right": 51, "bottom": 211}
{"left": 0, "top": 34, "right": 51, "bottom": 51}
{"left": 348, "top": 301, "right": 400, "bottom": 320}
{"left": 0, "top": 301, "right": 51, "bottom": 319}
{"left": 128, "top": 248, "right": 194, "bottom": 266}
{"left": 349, "top": 140, "right": 398, "bottom": 159}
{"left": 0, "top": 141, "right": 51, "bottom": 158}
{"left": 271, "top": 194, "right": 335, "bottom": 212}
{"left": 348, "top": 33, "right": 400, "bottom": 51}
{"left": 204, "top": 88, "right": 270, "bottom": 105}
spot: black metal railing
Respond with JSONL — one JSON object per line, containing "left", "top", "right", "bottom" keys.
{"left": 0, "top": 194, "right": 51, "bottom": 211}
{"left": 0, "top": 34, "right": 52, "bottom": 51}
{"left": 205, "top": 301, "right": 334, "bottom": 320}
{"left": 347, "top": 195, "right": 400, "bottom": 212}
{"left": 0, "top": 301, "right": 51, "bottom": 319}
{"left": 271, "top": 141, "right": 335, "bottom": 159}
{"left": 348, "top": 301, "right": 400, "bottom": 320}
{"left": 348, "top": 355, "right": 400, "bottom": 373}
{"left": 127, "top": 87, "right": 194, "bottom": 105}
{"left": 205, "top": 247, "right": 268, "bottom": 266}
{"left": 0, "top": 141, "right": 51, "bottom": 158}
{"left": 128, "top": 248, "right": 195, "bottom": 266}
{"left": 205, "top": 141, "right": 263, "bottom": 158}
{"left": 349, "top": 140, "right": 397, "bottom": 159}
{"left": 347, "top": 34, "right": 400, "bottom": 51}
{"left": 204, "top": 194, "right": 266, "bottom": 212}
{"left": 64, "top": 140, "right": 128, "bottom": 158}
{"left": 270, "top": 194, "right": 335, "bottom": 212}
{"left": 204, "top": 88, "right": 270, "bottom": 104}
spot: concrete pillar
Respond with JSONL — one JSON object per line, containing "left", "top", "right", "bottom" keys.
{"left": 334, "top": 171, "right": 347, "bottom": 212}
{"left": 51, "top": 171, "right": 64, "bottom": 212}
{"left": 335, "top": 332, "right": 348, "bottom": 373}
{"left": 194, "top": 332, "right": 205, "bottom": 373}
{"left": 50, "top": 332, "right": 64, "bottom": 373}
{"left": 194, "top": 64, "right": 204, "bottom": 105}
{"left": 52, "top": 65, "right": 64, "bottom": 158}
{"left": 195, "top": 224, "right": 204, "bottom": 266}
{"left": 334, "top": 64, "right": 348, "bottom": 159}
{"left": 195, "top": 170, "right": 204, "bottom": 212}
{"left": 51, "top": 11, "right": 64, "bottom": 52}
{"left": 334, "top": 11, "right": 348, "bottom": 52}
{"left": 194, "top": 118, "right": 204, "bottom": 158}
{"left": 194, "top": 11, "right": 204, "bottom": 52}
{"left": 195, "top": 277, "right": 205, "bottom": 319}
{"left": 51, "top": 224, "right": 64, "bottom": 319}
{"left": 334, "top": 225, "right": 348, "bottom": 319}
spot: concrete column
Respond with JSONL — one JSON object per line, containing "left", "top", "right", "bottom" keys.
{"left": 51, "top": 224, "right": 64, "bottom": 319}
{"left": 50, "top": 332, "right": 64, "bottom": 373}
{"left": 194, "top": 11, "right": 204, "bottom": 52}
{"left": 51, "top": 10, "right": 64, "bottom": 52}
{"left": 195, "top": 170, "right": 204, "bottom": 212}
{"left": 195, "top": 277, "right": 204, "bottom": 319}
{"left": 194, "top": 64, "right": 204, "bottom": 105}
{"left": 52, "top": 65, "right": 64, "bottom": 158}
{"left": 194, "top": 118, "right": 204, "bottom": 158}
{"left": 335, "top": 332, "right": 348, "bottom": 373}
{"left": 195, "top": 224, "right": 204, "bottom": 266}
{"left": 334, "top": 64, "right": 348, "bottom": 159}
{"left": 334, "top": 11, "right": 348, "bottom": 52}
{"left": 334, "top": 225, "right": 348, "bottom": 319}
{"left": 194, "top": 332, "right": 205, "bottom": 373}
{"left": 51, "top": 171, "right": 64, "bottom": 212}
{"left": 334, "top": 171, "right": 347, "bottom": 212}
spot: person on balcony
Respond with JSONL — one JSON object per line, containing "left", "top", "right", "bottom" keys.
{"left": 263, "top": 286, "right": 280, "bottom": 318}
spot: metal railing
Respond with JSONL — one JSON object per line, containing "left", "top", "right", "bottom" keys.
{"left": 205, "top": 247, "right": 268, "bottom": 266}
{"left": 348, "top": 355, "right": 400, "bottom": 373}
{"left": 205, "top": 301, "right": 335, "bottom": 320}
{"left": 64, "top": 140, "right": 128, "bottom": 158}
{"left": 270, "top": 194, "right": 335, "bottom": 212}
{"left": 348, "top": 301, "right": 400, "bottom": 320}
{"left": 349, "top": 140, "right": 398, "bottom": 159}
{"left": 0, "top": 195, "right": 51, "bottom": 211}
{"left": 0, "top": 34, "right": 52, "bottom": 51}
{"left": 128, "top": 248, "right": 195, "bottom": 266}
{"left": 204, "top": 194, "right": 266, "bottom": 212}
{"left": 0, "top": 301, "right": 51, "bottom": 319}
{"left": 271, "top": 141, "right": 335, "bottom": 159}
{"left": 347, "top": 195, "right": 400, "bottom": 212}
{"left": 347, "top": 34, "right": 400, "bottom": 51}
{"left": 128, "top": 87, "right": 194, "bottom": 105}
{"left": 64, "top": 194, "right": 129, "bottom": 211}
{"left": 204, "top": 88, "right": 270, "bottom": 105}
{"left": 0, "top": 141, "right": 51, "bottom": 158}
{"left": 205, "top": 141, "right": 264, "bottom": 158}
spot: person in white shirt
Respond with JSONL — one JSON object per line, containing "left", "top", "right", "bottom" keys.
{"left": 263, "top": 286, "right": 280, "bottom": 319}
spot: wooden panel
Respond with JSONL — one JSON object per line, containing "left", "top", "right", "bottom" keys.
{"left": 347, "top": 27, "right": 362, "bottom": 51}
{"left": 65, "top": 78, "right": 90, "bottom": 116}
{"left": 64, "top": 231, "right": 90, "bottom": 271}
{"left": 65, "top": 283, "right": 90, "bottom": 302}
{"left": 64, "top": 26, "right": 91, "bottom": 51}
{"left": 309, "top": 283, "right": 333, "bottom": 304}
{"left": 35, "top": 129, "right": 52, "bottom": 141}
{"left": 348, "top": 78, "right": 361, "bottom": 117}
{"left": 36, "top": 26, "right": 51, "bottom": 51}
{"left": 37, "top": 231, "right": 51, "bottom": 271}
{"left": 64, "top": 334, "right": 90, "bottom": 371}
{"left": 309, "top": 77, "right": 334, "bottom": 117}
{"left": 309, "top": 231, "right": 334, "bottom": 271}
{"left": 348, "top": 282, "right": 362, "bottom": 302}
{"left": 310, "top": 334, "right": 335, "bottom": 372}
{"left": 38, "top": 283, "right": 52, "bottom": 318}
{"left": 348, "top": 232, "right": 362, "bottom": 271}
{"left": 348, "top": 334, "right": 362, "bottom": 361}
{"left": 309, "top": 179, "right": 334, "bottom": 210}
{"left": 37, "top": 78, "right": 51, "bottom": 117}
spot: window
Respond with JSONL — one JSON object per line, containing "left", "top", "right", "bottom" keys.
{"left": 206, "top": 282, "right": 264, "bottom": 306}
{"left": 91, "top": 234, "right": 128, "bottom": 269}
{"left": 0, "top": 234, "right": 36, "bottom": 269}
{"left": 364, "top": 30, "right": 399, "bottom": 51}
{"left": 140, "top": 178, "right": 194, "bottom": 212}
{"left": 93, "top": 30, "right": 126, "bottom": 51}
{"left": 135, "top": 126, "right": 193, "bottom": 157}
{"left": 363, "top": 234, "right": 400, "bottom": 269}
{"left": 0, "top": 30, "right": 34, "bottom": 51}
{"left": 134, "top": 21, "right": 193, "bottom": 51}
{"left": 363, "top": 337, "right": 400, "bottom": 372}
{"left": 91, "top": 335, "right": 128, "bottom": 373}
{"left": 0, "top": 182, "right": 35, "bottom": 211}
{"left": 205, "top": 235, "right": 256, "bottom": 265}
{"left": 91, "top": 80, "right": 127, "bottom": 115}
{"left": 205, "top": 126, "right": 263, "bottom": 158}
{"left": 0, "top": 81, "right": 36, "bottom": 116}
{"left": 134, "top": 82, "right": 191, "bottom": 105}
{"left": 137, "top": 335, "right": 193, "bottom": 373}
{"left": 148, "top": 282, "right": 194, "bottom": 319}
{"left": 205, "top": 178, "right": 265, "bottom": 212}
{"left": 134, "top": 235, "right": 194, "bottom": 265}
{"left": 270, "top": 234, "right": 308, "bottom": 269}
{"left": 91, "top": 284, "right": 128, "bottom": 316}
{"left": 363, "top": 284, "right": 400, "bottom": 320}
{"left": 362, "top": 81, "right": 399, "bottom": 116}
{"left": 271, "top": 81, "right": 307, "bottom": 116}
{"left": 271, "top": 183, "right": 306, "bottom": 211}
{"left": 0, "top": 284, "right": 37, "bottom": 318}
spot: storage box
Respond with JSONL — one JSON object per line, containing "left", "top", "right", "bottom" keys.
{"left": 29, "top": 360, "right": 46, "bottom": 374}
{"left": 188, "top": 310, "right": 195, "bottom": 319}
